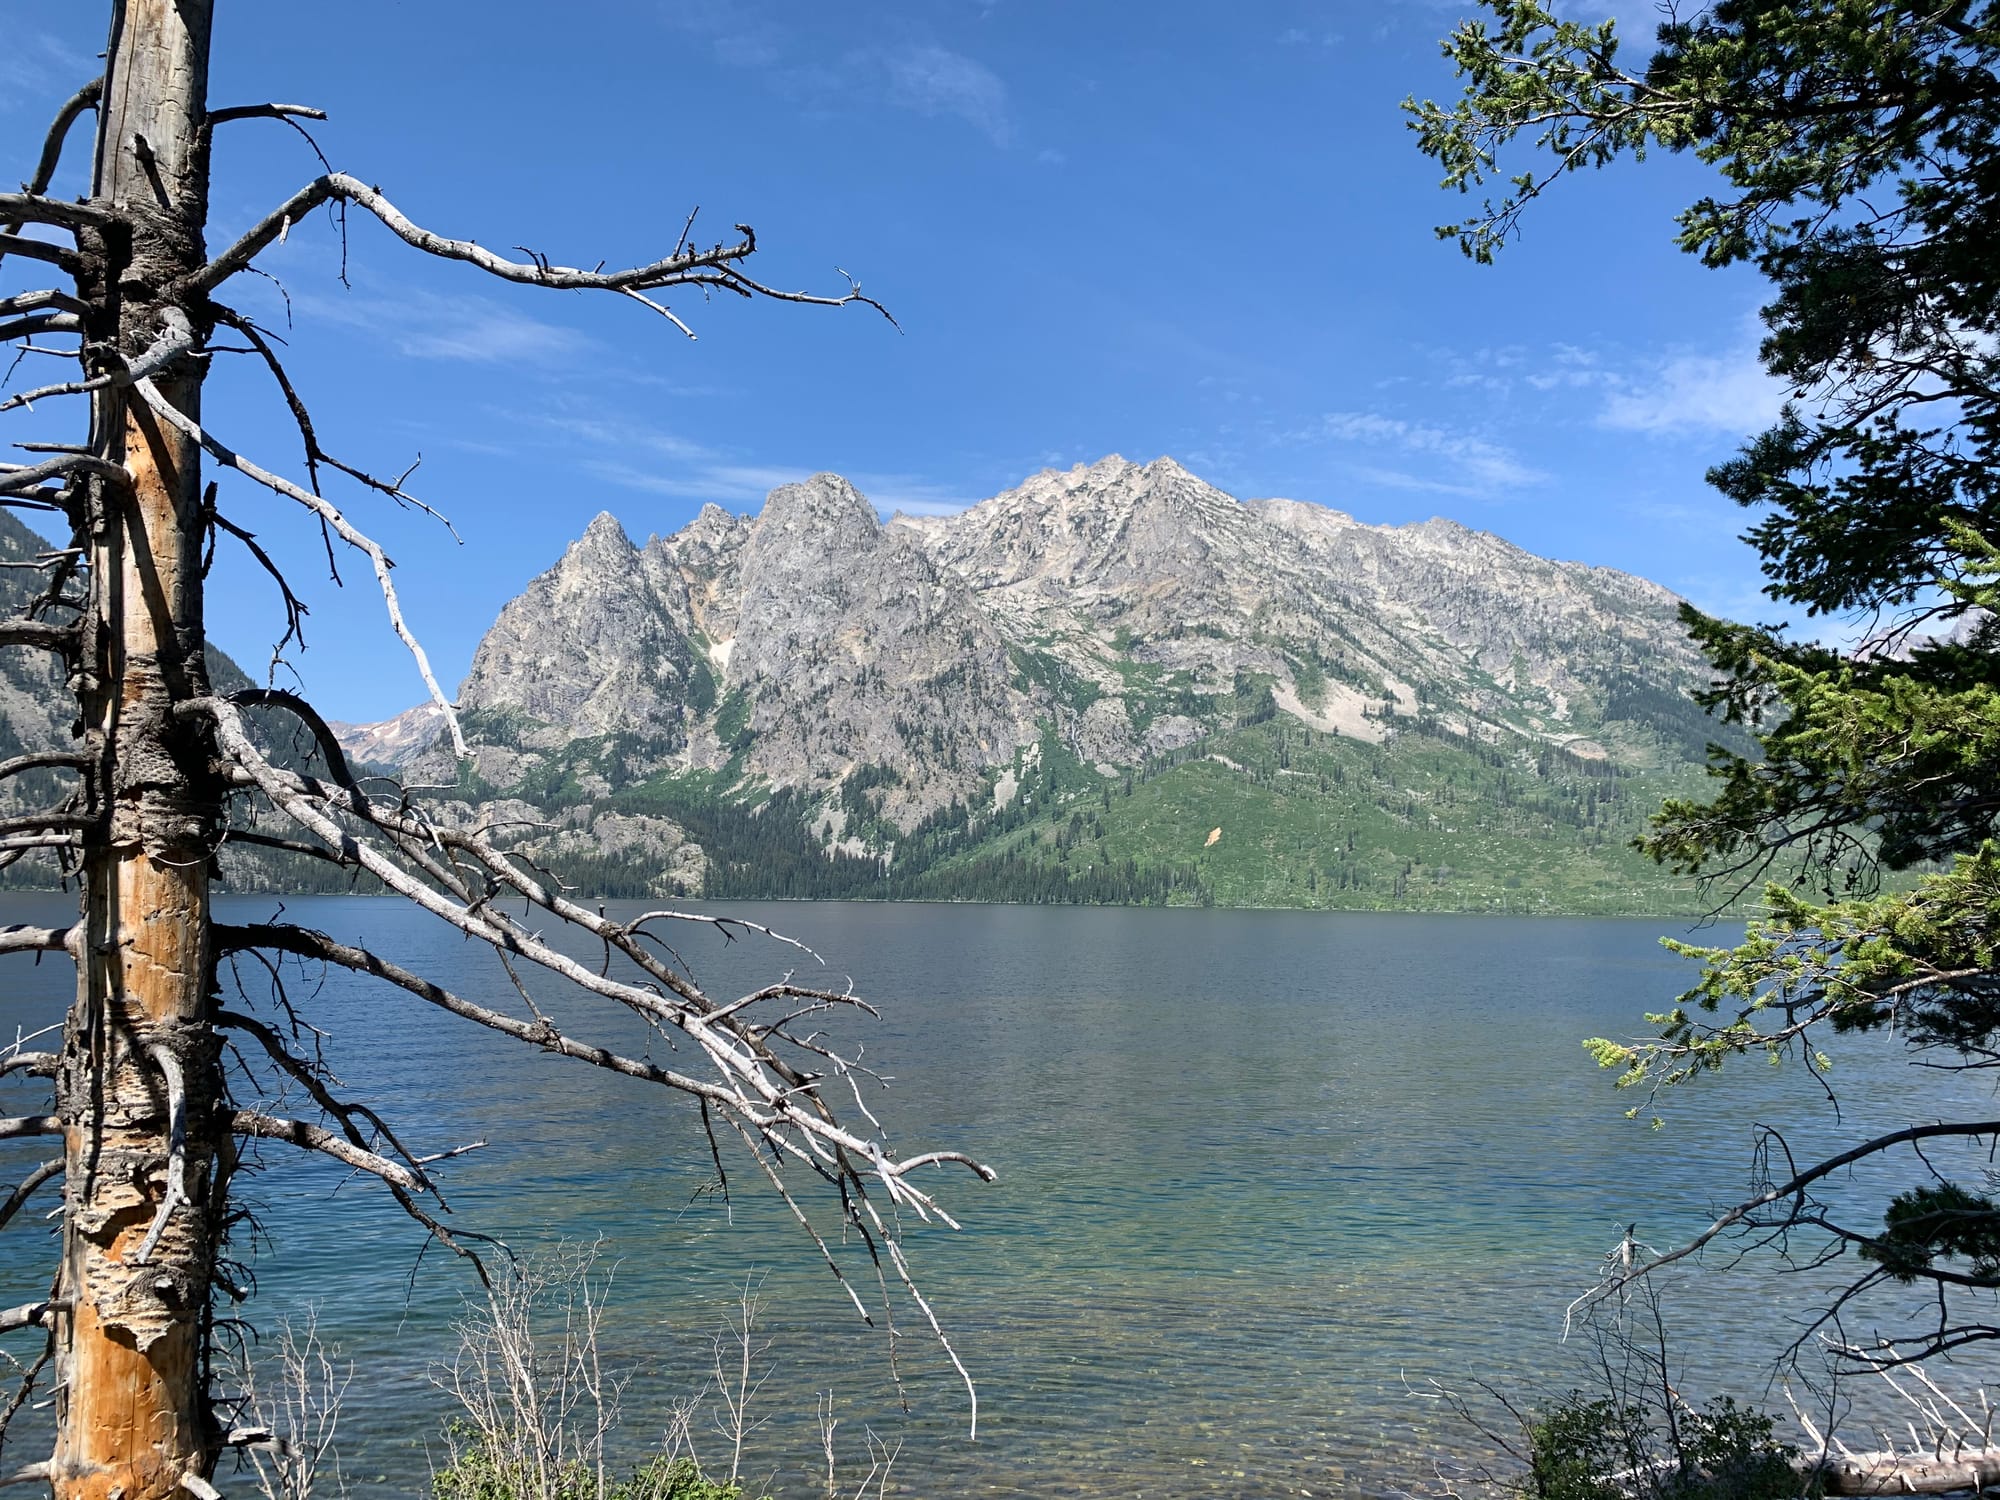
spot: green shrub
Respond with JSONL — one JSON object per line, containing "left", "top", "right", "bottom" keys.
{"left": 1665, "top": 1399, "right": 1802, "bottom": 1500}
{"left": 1528, "top": 1394, "right": 1644, "bottom": 1500}
{"left": 617, "top": 1456, "right": 765, "bottom": 1500}
{"left": 432, "top": 1442, "right": 765, "bottom": 1500}
{"left": 1526, "top": 1393, "right": 1803, "bottom": 1500}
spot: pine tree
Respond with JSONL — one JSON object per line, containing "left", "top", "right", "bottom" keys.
{"left": 1414, "top": 0, "right": 2000, "bottom": 1364}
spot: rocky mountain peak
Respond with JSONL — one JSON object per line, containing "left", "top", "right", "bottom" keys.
{"left": 921, "top": 453, "right": 1273, "bottom": 617}
{"left": 329, "top": 702, "right": 445, "bottom": 768}
{"left": 582, "top": 509, "right": 629, "bottom": 541}
{"left": 728, "top": 475, "right": 882, "bottom": 676}
{"left": 675, "top": 502, "right": 745, "bottom": 548}
{"left": 753, "top": 473, "right": 880, "bottom": 549}
{"left": 452, "top": 498, "right": 696, "bottom": 775}
{"left": 363, "top": 452, "right": 1714, "bottom": 885}
{"left": 571, "top": 510, "right": 637, "bottom": 565}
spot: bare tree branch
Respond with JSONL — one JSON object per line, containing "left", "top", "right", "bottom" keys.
{"left": 0, "top": 925, "right": 70, "bottom": 957}
{"left": 131, "top": 380, "right": 467, "bottom": 753}
{"left": 0, "top": 1160, "right": 61, "bottom": 1233}
{"left": 133, "top": 1045, "right": 190, "bottom": 1265}
{"left": 0, "top": 454, "right": 120, "bottom": 501}
{"left": 217, "top": 921, "right": 756, "bottom": 1101}
{"left": 0, "top": 235, "right": 80, "bottom": 275}
{"left": 1578, "top": 1118, "right": 2000, "bottom": 1318}
{"left": 207, "top": 306, "right": 461, "bottom": 535}
{"left": 206, "top": 505, "right": 310, "bottom": 662}
{"left": 0, "top": 75, "right": 100, "bottom": 247}
{"left": 213, "top": 827, "right": 353, "bottom": 871}
{"left": 0, "top": 195, "right": 114, "bottom": 235}
{"left": 207, "top": 103, "right": 326, "bottom": 127}
{"left": 0, "top": 1302, "right": 61, "bottom": 1337}
{"left": 0, "top": 833, "right": 80, "bottom": 855}
{"left": 231, "top": 1111, "right": 425, "bottom": 1193}
{"left": 0, "top": 813, "right": 89, "bottom": 840}
{"left": 0, "top": 291, "right": 87, "bottom": 322}
{"left": 187, "top": 173, "right": 892, "bottom": 328}
{"left": 0, "top": 304, "right": 195, "bottom": 414}
{"left": 222, "top": 690, "right": 358, "bottom": 788}
{"left": 219, "top": 1006, "right": 440, "bottom": 1195}
{"left": 0, "top": 313, "right": 82, "bottom": 345}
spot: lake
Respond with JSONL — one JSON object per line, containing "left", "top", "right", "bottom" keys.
{"left": 0, "top": 894, "right": 1988, "bottom": 1497}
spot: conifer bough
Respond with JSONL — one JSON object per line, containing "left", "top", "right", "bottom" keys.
{"left": 1415, "top": 0, "right": 2000, "bottom": 1371}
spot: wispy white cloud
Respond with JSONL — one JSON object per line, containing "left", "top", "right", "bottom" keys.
{"left": 1597, "top": 344, "right": 1785, "bottom": 435}
{"left": 1524, "top": 342, "right": 1610, "bottom": 392}
{"left": 533, "top": 414, "right": 714, "bottom": 462}
{"left": 1442, "top": 344, "right": 1530, "bottom": 393}
{"left": 583, "top": 456, "right": 978, "bottom": 516}
{"left": 581, "top": 460, "right": 803, "bottom": 504}
{"left": 668, "top": 0, "right": 785, "bottom": 67}
{"left": 1310, "top": 410, "right": 1547, "bottom": 494}
{"left": 882, "top": 45, "right": 1011, "bottom": 145}
{"left": 297, "top": 286, "right": 591, "bottom": 365}
{"left": 850, "top": 472, "right": 981, "bottom": 515}
{"left": 1439, "top": 329, "right": 1785, "bottom": 437}
{"left": 664, "top": 5, "right": 1012, "bottom": 145}
{"left": 0, "top": 32, "right": 96, "bottom": 115}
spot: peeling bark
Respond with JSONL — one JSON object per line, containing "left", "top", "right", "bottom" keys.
{"left": 1, "top": 4, "right": 976, "bottom": 1487}
{"left": 52, "top": 4, "right": 225, "bottom": 1496}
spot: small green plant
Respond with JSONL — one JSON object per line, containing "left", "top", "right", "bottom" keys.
{"left": 1670, "top": 1399, "right": 1802, "bottom": 1500}
{"left": 1525, "top": 1393, "right": 1800, "bottom": 1500}
{"left": 1526, "top": 1394, "right": 1641, "bottom": 1500}
{"left": 432, "top": 1445, "right": 762, "bottom": 1500}
{"left": 619, "top": 1456, "right": 763, "bottom": 1500}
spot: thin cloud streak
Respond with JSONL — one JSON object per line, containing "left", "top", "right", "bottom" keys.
{"left": 663, "top": 4, "right": 1013, "bottom": 145}
{"left": 1311, "top": 410, "right": 1547, "bottom": 492}
{"left": 295, "top": 285, "right": 593, "bottom": 365}
{"left": 881, "top": 44, "right": 1012, "bottom": 144}
{"left": 582, "top": 456, "right": 980, "bottom": 517}
{"left": 0, "top": 32, "right": 96, "bottom": 114}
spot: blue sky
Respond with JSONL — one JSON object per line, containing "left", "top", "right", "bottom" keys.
{"left": 5, "top": 1, "right": 1786, "bottom": 722}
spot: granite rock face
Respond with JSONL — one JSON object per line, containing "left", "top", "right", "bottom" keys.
{"left": 456, "top": 511, "right": 698, "bottom": 762}
{"left": 378, "top": 455, "right": 1710, "bottom": 851}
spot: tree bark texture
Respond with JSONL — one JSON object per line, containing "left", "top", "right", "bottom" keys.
{"left": 53, "top": 3, "right": 225, "bottom": 1495}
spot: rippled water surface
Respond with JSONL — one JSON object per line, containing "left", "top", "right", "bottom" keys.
{"left": 0, "top": 895, "right": 1990, "bottom": 1497}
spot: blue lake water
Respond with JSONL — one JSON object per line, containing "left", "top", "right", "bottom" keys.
{"left": 0, "top": 894, "right": 1990, "bottom": 1497}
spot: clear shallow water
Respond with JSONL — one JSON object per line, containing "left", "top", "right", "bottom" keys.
{"left": 0, "top": 895, "right": 1992, "bottom": 1497}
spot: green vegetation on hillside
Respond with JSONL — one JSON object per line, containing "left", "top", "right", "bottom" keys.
{"left": 503, "top": 692, "right": 1727, "bottom": 912}
{"left": 930, "top": 717, "right": 1710, "bottom": 915}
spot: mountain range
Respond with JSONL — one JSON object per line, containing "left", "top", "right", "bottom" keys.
{"left": 328, "top": 454, "right": 1731, "bottom": 914}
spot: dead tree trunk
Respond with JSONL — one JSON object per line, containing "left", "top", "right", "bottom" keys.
{"left": 53, "top": 4, "right": 224, "bottom": 1496}
{"left": 0, "top": 6, "right": 982, "bottom": 1489}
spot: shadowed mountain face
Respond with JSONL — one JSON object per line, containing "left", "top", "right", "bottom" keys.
{"left": 365, "top": 455, "right": 1727, "bottom": 911}
{"left": 0, "top": 513, "right": 78, "bottom": 775}
{"left": 0, "top": 515, "right": 363, "bottom": 894}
